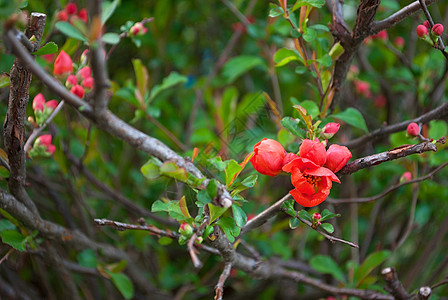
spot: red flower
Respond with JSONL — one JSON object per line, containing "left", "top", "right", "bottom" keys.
{"left": 283, "top": 139, "right": 340, "bottom": 207}
{"left": 78, "top": 8, "right": 88, "bottom": 22}
{"left": 432, "top": 23, "right": 444, "bottom": 36}
{"left": 54, "top": 50, "right": 73, "bottom": 75}
{"left": 416, "top": 25, "right": 429, "bottom": 37}
{"left": 407, "top": 122, "right": 419, "bottom": 136}
{"left": 32, "top": 93, "right": 46, "bottom": 112}
{"left": 70, "top": 84, "right": 85, "bottom": 98}
{"left": 250, "top": 138, "right": 286, "bottom": 176}
{"left": 325, "top": 144, "right": 352, "bottom": 173}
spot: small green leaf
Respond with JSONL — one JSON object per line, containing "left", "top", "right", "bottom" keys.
{"left": 102, "top": 0, "right": 120, "bottom": 25}
{"left": 354, "top": 250, "right": 390, "bottom": 287}
{"left": 316, "top": 54, "right": 332, "bottom": 67}
{"left": 281, "top": 198, "right": 296, "bottom": 217}
{"left": 140, "top": 157, "right": 161, "bottom": 180}
{"left": 179, "top": 196, "right": 192, "bottom": 219}
{"left": 329, "top": 42, "right": 344, "bottom": 61}
{"left": 320, "top": 209, "right": 340, "bottom": 222}
{"left": 107, "top": 271, "right": 134, "bottom": 300}
{"left": 289, "top": 217, "right": 301, "bottom": 229}
{"left": 0, "top": 75, "right": 10, "bottom": 88}
{"left": 274, "top": 48, "right": 302, "bottom": 67}
{"left": 77, "top": 249, "right": 98, "bottom": 268}
{"left": 331, "top": 107, "right": 368, "bottom": 133}
{"left": 320, "top": 223, "right": 334, "bottom": 233}
{"left": 291, "top": 0, "right": 325, "bottom": 12}
{"left": 303, "top": 28, "right": 317, "bottom": 42}
{"left": 102, "top": 32, "right": 120, "bottom": 44}
{"left": 0, "top": 230, "right": 27, "bottom": 252}
{"left": 216, "top": 217, "right": 241, "bottom": 243}
{"left": 300, "top": 100, "right": 320, "bottom": 119}
{"left": 132, "top": 59, "right": 149, "bottom": 104}
{"left": 208, "top": 204, "right": 229, "bottom": 223}
{"left": 222, "top": 55, "right": 264, "bottom": 83}
{"left": 225, "top": 160, "right": 242, "bottom": 187}
{"left": 33, "top": 42, "right": 58, "bottom": 55}
{"left": 281, "top": 117, "right": 304, "bottom": 138}
{"left": 232, "top": 204, "right": 247, "bottom": 228}
{"left": 298, "top": 210, "right": 312, "bottom": 222}
{"left": 147, "top": 72, "right": 187, "bottom": 104}
{"left": 0, "top": 220, "right": 16, "bottom": 232}
{"left": 208, "top": 157, "right": 228, "bottom": 172}
{"left": 158, "top": 237, "right": 173, "bottom": 245}
{"left": 55, "top": 22, "right": 87, "bottom": 42}
{"left": 310, "top": 255, "right": 346, "bottom": 283}
{"left": 240, "top": 175, "right": 258, "bottom": 188}
{"left": 197, "top": 190, "right": 212, "bottom": 204}
{"left": 0, "top": 166, "right": 9, "bottom": 178}
{"left": 268, "top": 3, "right": 283, "bottom": 17}
{"left": 160, "top": 162, "right": 189, "bottom": 182}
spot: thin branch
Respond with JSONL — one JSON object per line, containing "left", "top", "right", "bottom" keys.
{"left": 394, "top": 184, "right": 420, "bottom": 249}
{"left": 382, "top": 267, "right": 410, "bottom": 300}
{"left": 214, "top": 263, "right": 232, "bottom": 300}
{"left": 0, "top": 248, "right": 14, "bottom": 265}
{"left": 329, "top": 161, "right": 448, "bottom": 204}
{"left": 338, "top": 140, "right": 440, "bottom": 176}
{"left": 187, "top": 215, "right": 210, "bottom": 269}
{"left": 23, "top": 100, "right": 65, "bottom": 153}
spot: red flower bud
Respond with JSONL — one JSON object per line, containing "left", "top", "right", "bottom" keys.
{"left": 38, "top": 134, "right": 52, "bottom": 147}
{"left": 313, "top": 213, "right": 321, "bottom": 220}
{"left": 78, "top": 8, "right": 88, "bottom": 23}
{"left": 32, "top": 93, "right": 46, "bottom": 112}
{"left": 45, "top": 100, "right": 59, "bottom": 110}
{"left": 250, "top": 138, "right": 286, "bottom": 176}
{"left": 374, "top": 95, "right": 386, "bottom": 108}
{"left": 179, "top": 223, "right": 193, "bottom": 237}
{"left": 372, "top": 30, "right": 388, "bottom": 41}
{"left": 416, "top": 25, "right": 429, "bottom": 37}
{"left": 283, "top": 152, "right": 298, "bottom": 167}
{"left": 321, "top": 122, "right": 340, "bottom": 139}
{"left": 394, "top": 36, "right": 405, "bottom": 48}
{"left": 400, "top": 171, "right": 412, "bottom": 182}
{"left": 130, "top": 22, "right": 148, "bottom": 36}
{"left": 65, "top": 74, "right": 78, "bottom": 88}
{"left": 57, "top": 10, "right": 68, "bottom": 21}
{"left": 41, "top": 53, "right": 55, "bottom": 63}
{"left": 432, "top": 23, "right": 444, "bottom": 36}
{"left": 354, "top": 80, "right": 372, "bottom": 98}
{"left": 407, "top": 122, "right": 420, "bottom": 136}
{"left": 54, "top": 50, "right": 73, "bottom": 75}
{"left": 66, "top": 3, "right": 77, "bottom": 15}
{"left": 78, "top": 66, "right": 91, "bottom": 80}
{"left": 299, "top": 138, "right": 327, "bottom": 167}
{"left": 82, "top": 77, "right": 94, "bottom": 89}
{"left": 70, "top": 84, "right": 85, "bottom": 98}
{"left": 324, "top": 144, "right": 352, "bottom": 173}
{"left": 423, "top": 20, "right": 431, "bottom": 29}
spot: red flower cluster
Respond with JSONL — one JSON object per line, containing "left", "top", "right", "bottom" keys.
{"left": 250, "top": 138, "right": 352, "bottom": 207}
{"left": 417, "top": 21, "right": 444, "bottom": 38}
{"left": 33, "top": 134, "right": 56, "bottom": 156}
{"left": 32, "top": 93, "right": 59, "bottom": 125}
{"left": 57, "top": 2, "right": 88, "bottom": 23}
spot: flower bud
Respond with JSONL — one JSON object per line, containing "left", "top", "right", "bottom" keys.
{"left": 282, "top": 152, "right": 298, "bottom": 167}
{"left": 394, "top": 36, "right": 405, "bottom": 49}
{"left": 195, "top": 237, "right": 203, "bottom": 244}
{"left": 179, "top": 223, "right": 193, "bottom": 237}
{"left": 32, "top": 93, "right": 45, "bottom": 112}
{"left": 65, "top": 74, "right": 78, "bottom": 88}
{"left": 80, "top": 49, "right": 89, "bottom": 65}
{"left": 416, "top": 25, "right": 429, "bottom": 37}
{"left": 372, "top": 30, "right": 388, "bottom": 41}
{"left": 250, "top": 138, "right": 286, "bottom": 176}
{"left": 423, "top": 20, "right": 431, "bottom": 29}
{"left": 407, "top": 122, "right": 420, "bottom": 137}
{"left": 432, "top": 23, "right": 444, "bottom": 36}
{"left": 129, "top": 22, "right": 148, "bottom": 36}
{"left": 321, "top": 122, "right": 340, "bottom": 139}
{"left": 325, "top": 144, "right": 352, "bottom": 173}
{"left": 38, "top": 134, "right": 52, "bottom": 146}
{"left": 374, "top": 95, "right": 386, "bottom": 108}
{"left": 354, "top": 80, "right": 372, "bottom": 98}
{"left": 78, "top": 66, "right": 91, "bottom": 80}
{"left": 45, "top": 100, "right": 59, "bottom": 110}
{"left": 313, "top": 213, "right": 321, "bottom": 220}
{"left": 70, "top": 84, "right": 85, "bottom": 98}
{"left": 78, "top": 8, "right": 88, "bottom": 23}
{"left": 54, "top": 50, "right": 73, "bottom": 75}
{"left": 66, "top": 3, "right": 77, "bottom": 15}
{"left": 57, "top": 10, "right": 68, "bottom": 21}
{"left": 82, "top": 77, "right": 94, "bottom": 90}
{"left": 400, "top": 171, "right": 412, "bottom": 183}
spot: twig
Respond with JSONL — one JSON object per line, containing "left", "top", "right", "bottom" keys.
{"left": 382, "top": 267, "right": 410, "bottom": 300}
{"left": 394, "top": 184, "right": 420, "bottom": 249}
{"left": 214, "top": 263, "right": 232, "bottom": 300}
{"left": 338, "top": 140, "right": 440, "bottom": 176}
{"left": 23, "top": 100, "right": 65, "bottom": 153}
{"left": 432, "top": 278, "right": 448, "bottom": 290}
{"left": 0, "top": 248, "right": 14, "bottom": 265}
{"left": 187, "top": 216, "right": 210, "bottom": 269}
{"left": 220, "top": 0, "right": 251, "bottom": 26}
{"left": 329, "top": 161, "right": 448, "bottom": 204}
{"left": 415, "top": 287, "right": 431, "bottom": 300}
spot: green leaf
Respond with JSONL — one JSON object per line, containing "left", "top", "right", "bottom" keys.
{"left": 316, "top": 54, "right": 332, "bottom": 67}
{"left": 102, "top": 0, "right": 120, "bottom": 25}
{"left": 158, "top": 237, "right": 173, "bottom": 245}
{"left": 208, "top": 157, "right": 228, "bottom": 172}
{"left": 0, "top": 166, "right": 9, "bottom": 178}
{"left": 320, "top": 223, "right": 334, "bottom": 233}
{"left": 216, "top": 217, "right": 241, "bottom": 243}
{"left": 281, "top": 198, "right": 296, "bottom": 217}
{"left": 354, "top": 251, "right": 390, "bottom": 287}
{"left": 147, "top": 72, "right": 187, "bottom": 104}
{"left": 0, "top": 75, "right": 10, "bottom": 88}
{"left": 274, "top": 48, "right": 302, "bottom": 67}
{"left": 222, "top": 55, "right": 264, "bottom": 83}
{"left": 320, "top": 209, "right": 340, "bottom": 222}
{"left": 331, "top": 107, "right": 368, "bottom": 133}
{"left": 208, "top": 204, "right": 229, "bottom": 223}
{"left": 240, "top": 175, "right": 258, "bottom": 188}
{"left": 179, "top": 196, "right": 192, "bottom": 219}
{"left": 33, "top": 42, "right": 58, "bottom": 55}
{"left": 232, "top": 204, "right": 247, "bottom": 228}
{"left": 225, "top": 160, "right": 242, "bottom": 187}
{"left": 291, "top": 0, "right": 325, "bottom": 12}
{"left": 289, "top": 217, "right": 301, "bottom": 229}
{"left": 268, "top": 3, "right": 283, "bottom": 17}
{"left": 151, "top": 200, "right": 169, "bottom": 212}
{"left": 298, "top": 210, "right": 312, "bottom": 222}
{"left": 310, "top": 255, "right": 346, "bottom": 283}
{"left": 140, "top": 157, "right": 161, "bottom": 180}
{"left": 281, "top": 117, "right": 304, "bottom": 138}
{"left": 152, "top": 200, "right": 191, "bottom": 222}
{"left": 107, "top": 271, "right": 134, "bottom": 300}
{"left": 132, "top": 59, "right": 149, "bottom": 104}
{"left": 329, "top": 42, "right": 344, "bottom": 61}
{"left": 55, "top": 22, "right": 87, "bottom": 42}
{"left": 303, "top": 28, "right": 317, "bottom": 42}
{"left": 160, "top": 162, "right": 188, "bottom": 182}
{"left": 0, "top": 220, "right": 16, "bottom": 232}
{"left": 429, "top": 120, "right": 447, "bottom": 139}
{"left": 102, "top": 33, "right": 120, "bottom": 44}
{"left": 300, "top": 100, "right": 320, "bottom": 119}
{"left": 197, "top": 190, "right": 212, "bottom": 204}
{"left": 77, "top": 249, "right": 98, "bottom": 268}
{"left": 0, "top": 230, "right": 27, "bottom": 251}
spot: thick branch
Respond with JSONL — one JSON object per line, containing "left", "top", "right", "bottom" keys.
{"left": 382, "top": 267, "right": 410, "bottom": 300}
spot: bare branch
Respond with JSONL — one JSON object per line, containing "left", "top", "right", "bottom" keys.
{"left": 214, "top": 263, "right": 232, "bottom": 300}
{"left": 382, "top": 267, "right": 410, "bottom": 300}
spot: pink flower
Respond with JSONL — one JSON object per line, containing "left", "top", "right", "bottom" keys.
{"left": 129, "top": 22, "right": 148, "bottom": 36}
{"left": 32, "top": 93, "right": 46, "bottom": 112}
{"left": 250, "top": 138, "right": 286, "bottom": 176}
{"left": 70, "top": 85, "right": 85, "bottom": 98}
{"left": 54, "top": 50, "right": 73, "bottom": 75}
{"left": 78, "top": 66, "right": 91, "bottom": 80}
{"left": 416, "top": 25, "right": 429, "bottom": 37}
{"left": 313, "top": 213, "right": 321, "bottom": 220}
{"left": 45, "top": 100, "right": 59, "bottom": 110}
{"left": 325, "top": 144, "right": 352, "bottom": 173}
{"left": 82, "top": 77, "right": 94, "bottom": 89}
{"left": 283, "top": 152, "right": 298, "bottom": 167}
{"left": 407, "top": 122, "right": 420, "bottom": 136}
{"left": 37, "top": 134, "right": 52, "bottom": 147}
{"left": 432, "top": 23, "right": 444, "bottom": 36}
{"left": 355, "top": 80, "right": 372, "bottom": 98}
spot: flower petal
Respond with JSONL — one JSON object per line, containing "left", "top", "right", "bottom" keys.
{"left": 305, "top": 166, "right": 340, "bottom": 183}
